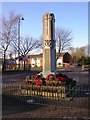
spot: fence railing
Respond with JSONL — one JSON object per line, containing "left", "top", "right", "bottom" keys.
{"left": 2, "top": 84, "right": 90, "bottom": 109}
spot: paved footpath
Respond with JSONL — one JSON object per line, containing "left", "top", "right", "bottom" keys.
{"left": 2, "top": 95, "right": 90, "bottom": 119}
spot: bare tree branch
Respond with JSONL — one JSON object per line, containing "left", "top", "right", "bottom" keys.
{"left": 11, "top": 36, "right": 41, "bottom": 57}
{"left": 55, "top": 27, "right": 73, "bottom": 60}
{"left": 1, "top": 11, "right": 20, "bottom": 70}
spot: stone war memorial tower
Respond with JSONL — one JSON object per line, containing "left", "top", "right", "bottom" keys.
{"left": 42, "top": 13, "right": 56, "bottom": 77}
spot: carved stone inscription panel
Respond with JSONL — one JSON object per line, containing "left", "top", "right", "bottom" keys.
{"left": 44, "top": 49, "right": 50, "bottom": 71}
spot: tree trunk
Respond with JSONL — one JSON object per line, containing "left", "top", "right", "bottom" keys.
{"left": 24, "top": 61, "right": 25, "bottom": 70}
{"left": 56, "top": 52, "right": 61, "bottom": 61}
{"left": 3, "top": 51, "right": 6, "bottom": 71}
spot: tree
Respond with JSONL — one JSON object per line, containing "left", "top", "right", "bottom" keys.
{"left": 71, "top": 47, "right": 85, "bottom": 64}
{"left": 1, "top": 11, "right": 20, "bottom": 70}
{"left": 78, "top": 56, "right": 90, "bottom": 66}
{"left": 37, "top": 36, "right": 43, "bottom": 49}
{"left": 78, "top": 56, "right": 86, "bottom": 66}
{"left": 37, "top": 27, "right": 72, "bottom": 61}
{"left": 11, "top": 36, "right": 41, "bottom": 70}
{"left": 55, "top": 27, "right": 72, "bottom": 60}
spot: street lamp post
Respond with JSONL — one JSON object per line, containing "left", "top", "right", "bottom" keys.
{"left": 18, "top": 17, "right": 24, "bottom": 70}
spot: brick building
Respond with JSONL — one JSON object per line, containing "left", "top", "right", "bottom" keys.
{"left": 27, "top": 52, "right": 71, "bottom": 68}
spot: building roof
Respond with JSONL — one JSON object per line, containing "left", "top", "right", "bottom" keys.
{"left": 28, "top": 47, "right": 67, "bottom": 56}
{"left": 29, "top": 48, "right": 43, "bottom": 55}
{"left": 28, "top": 49, "right": 69, "bottom": 58}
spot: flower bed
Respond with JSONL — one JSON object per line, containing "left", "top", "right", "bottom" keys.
{"left": 21, "top": 72, "right": 76, "bottom": 99}
{"left": 25, "top": 73, "right": 76, "bottom": 88}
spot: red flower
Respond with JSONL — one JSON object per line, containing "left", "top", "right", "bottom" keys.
{"left": 60, "top": 77, "right": 65, "bottom": 81}
{"left": 46, "top": 74, "right": 55, "bottom": 80}
{"left": 35, "top": 79, "right": 42, "bottom": 86}
{"left": 55, "top": 73, "right": 65, "bottom": 82}
{"left": 56, "top": 77, "right": 60, "bottom": 81}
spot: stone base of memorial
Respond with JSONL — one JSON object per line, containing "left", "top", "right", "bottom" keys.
{"left": 21, "top": 73, "right": 76, "bottom": 99}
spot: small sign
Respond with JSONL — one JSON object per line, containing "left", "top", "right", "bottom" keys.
{"left": 20, "top": 57, "right": 28, "bottom": 61}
